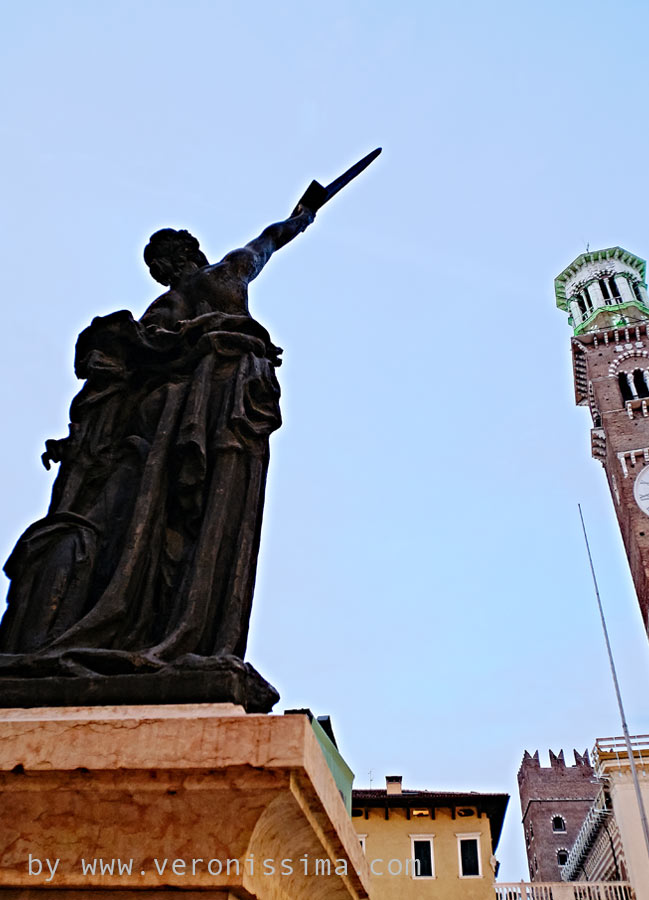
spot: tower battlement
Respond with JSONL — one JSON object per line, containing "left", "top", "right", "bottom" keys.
{"left": 517, "top": 746, "right": 598, "bottom": 882}
{"left": 518, "top": 748, "right": 591, "bottom": 776}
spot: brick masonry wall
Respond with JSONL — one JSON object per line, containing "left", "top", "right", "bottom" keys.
{"left": 518, "top": 750, "right": 599, "bottom": 882}
{"left": 573, "top": 328, "right": 649, "bottom": 628}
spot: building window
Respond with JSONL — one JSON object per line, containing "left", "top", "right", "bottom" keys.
{"left": 634, "top": 369, "right": 649, "bottom": 399}
{"left": 557, "top": 849, "right": 568, "bottom": 866}
{"left": 552, "top": 815, "right": 566, "bottom": 832}
{"left": 618, "top": 368, "right": 649, "bottom": 402}
{"left": 572, "top": 289, "right": 594, "bottom": 321}
{"left": 609, "top": 276, "right": 621, "bottom": 300}
{"left": 457, "top": 833, "right": 482, "bottom": 878}
{"left": 410, "top": 835, "right": 435, "bottom": 878}
{"left": 600, "top": 278, "right": 611, "bottom": 302}
{"left": 619, "top": 372, "right": 635, "bottom": 402}
{"left": 633, "top": 281, "right": 645, "bottom": 305}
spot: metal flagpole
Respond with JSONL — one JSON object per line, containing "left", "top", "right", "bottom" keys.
{"left": 578, "top": 504, "right": 649, "bottom": 859}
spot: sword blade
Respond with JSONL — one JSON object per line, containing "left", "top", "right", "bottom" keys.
{"left": 292, "top": 147, "right": 382, "bottom": 215}
{"left": 323, "top": 147, "right": 382, "bottom": 204}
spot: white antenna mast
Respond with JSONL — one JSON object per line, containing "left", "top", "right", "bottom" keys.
{"left": 578, "top": 504, "right": 649, "bottom": 858}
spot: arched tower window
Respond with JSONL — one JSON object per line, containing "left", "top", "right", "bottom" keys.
{"left": 552, "top": 815, "right": 566, "bottom": 832}
{"left": 609, "top": 276, "right": 621, "bottom": 300}
{"left": 557, "top": 850, "right": 568, "bottom": 866}
{"left": 619, "top": 372, "right": 634, "bottom": 402}
{"left": 599, "top": 278, "right": 611, "bottom": 302}
{"left": 633, "top": 281, "right": 646, "bottom": 305}
{"left": 633, "top": 369, "right": 649, "bottom": 399}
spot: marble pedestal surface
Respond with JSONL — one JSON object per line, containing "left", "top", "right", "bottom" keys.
{"left": 0, "top": 704, "right": 369, "bottom": 900}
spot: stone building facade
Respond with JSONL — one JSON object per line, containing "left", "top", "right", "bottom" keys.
{"left": 561, "top": 737, "right": 649, "bottom": 899}
{"left": 517, "top": 749, "right": 599, "bottom": 881}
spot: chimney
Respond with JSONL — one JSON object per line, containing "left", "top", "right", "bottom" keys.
{"left": 386, "top": 775, "right": 402, "bottom": 795}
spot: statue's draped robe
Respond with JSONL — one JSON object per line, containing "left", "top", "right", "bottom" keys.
{"left": 0, "top": 308, "right": 281, "bottom": 675}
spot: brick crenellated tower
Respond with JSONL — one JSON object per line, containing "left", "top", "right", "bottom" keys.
{"left": 518, "top": 749, "right": 599, "bottom": 881}
{"left": 556, "top": 247, "right": 649, "bottom": 630}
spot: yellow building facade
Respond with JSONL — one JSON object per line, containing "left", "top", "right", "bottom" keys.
{"left": 352, "top": 776, "right": 508, "bottom": 900}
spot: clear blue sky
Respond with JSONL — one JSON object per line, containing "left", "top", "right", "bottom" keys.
{"left": 2, "top": 0, "right": 649, "bottom": 880}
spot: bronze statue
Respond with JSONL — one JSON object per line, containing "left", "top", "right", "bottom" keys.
{"left": 0, "top": 150, "right": 380, "bottom": 711}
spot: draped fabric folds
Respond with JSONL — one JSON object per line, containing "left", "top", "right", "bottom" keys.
{"left": 0, "top": 309, "right": 282, "bottom": 675}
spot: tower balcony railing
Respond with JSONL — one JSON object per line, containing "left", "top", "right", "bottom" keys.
{"left": 592, "top": 735, "right": 649, "bottom": 776}
{"left": 495, "top": 881, "right": 634, "bottom": 900}
{"left": 572, "top": 299, "right": 649, "bottom": 336}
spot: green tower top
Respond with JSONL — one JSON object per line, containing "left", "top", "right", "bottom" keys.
{"left": 555, "top": 246, "right": 648, "bottom": 335}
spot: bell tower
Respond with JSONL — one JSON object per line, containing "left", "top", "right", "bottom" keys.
{"left": 556, "top": 246, "right": 649, "bottom": 631}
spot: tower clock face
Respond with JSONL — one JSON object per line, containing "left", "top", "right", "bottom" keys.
{"left": 634, "top": 466, "right": 649, "bottom": 516}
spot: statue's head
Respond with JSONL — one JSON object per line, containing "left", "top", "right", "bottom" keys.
{"left": 144, "top": 228, "right": 209, "bottom": 286}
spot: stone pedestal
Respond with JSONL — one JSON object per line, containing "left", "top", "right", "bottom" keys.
{"left": 0, "top": 705, "right": 370, "bottom": 900}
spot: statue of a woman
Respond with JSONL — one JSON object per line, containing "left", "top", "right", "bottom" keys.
{"left": 0, "top": 206, "right": 314, "bottom": 710}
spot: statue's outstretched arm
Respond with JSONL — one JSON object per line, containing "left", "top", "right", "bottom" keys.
{"left": 222, "top": 205, "right": 314, "bottom": 284}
